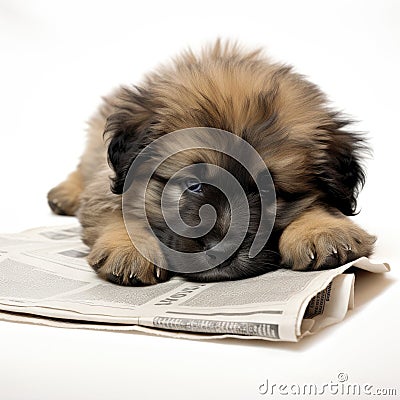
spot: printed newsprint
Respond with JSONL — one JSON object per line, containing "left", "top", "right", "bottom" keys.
{"left": 0, "top": 225, "right": 390, "bottom": 342}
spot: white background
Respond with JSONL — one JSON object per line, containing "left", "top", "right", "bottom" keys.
{"left": 1, "top": 1, "right": 399, "bottom": 399}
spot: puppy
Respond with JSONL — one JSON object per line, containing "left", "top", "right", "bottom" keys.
{"left": 48, "top": 41, "right": 376, "bottom": 285}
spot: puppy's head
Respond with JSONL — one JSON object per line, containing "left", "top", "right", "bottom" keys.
{"left": 105, "top": 41, "right": 367, "bottom": 281}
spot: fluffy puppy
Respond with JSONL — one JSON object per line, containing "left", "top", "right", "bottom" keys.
{"left": 48, "top": 41, "right": 376, "bottom": 285}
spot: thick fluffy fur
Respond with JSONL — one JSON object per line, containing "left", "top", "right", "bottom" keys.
{"left": 48, "top": 41, "right": 376, "bottom": 285}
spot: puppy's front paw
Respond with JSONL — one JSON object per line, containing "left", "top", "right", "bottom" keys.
{"left": 279, "top": 210, "right": 376, "bottom": 271}
{"left": 87, "top": 233, "right": 169, "bottom": 286}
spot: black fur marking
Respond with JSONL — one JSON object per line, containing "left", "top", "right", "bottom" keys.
{"left": 314, "top": 117, "right": 367, "bottom": 215}
{"left": 105, "top": 87, "right": 157, "bottom": 194}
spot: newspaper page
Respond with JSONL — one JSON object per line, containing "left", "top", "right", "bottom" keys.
{"left": 0, "top": 224, "right": 390, "bottom": 342}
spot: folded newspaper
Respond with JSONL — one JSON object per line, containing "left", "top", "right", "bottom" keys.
{"left": 0, "top": 225, "right": 390, "bottom": 342}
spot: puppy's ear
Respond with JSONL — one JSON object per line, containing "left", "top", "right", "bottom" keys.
{"left": 105, "top": 87, "right": 155, "bottom": 194}
{"left": 315, "top": 117, "right": 367, "bottom": 216}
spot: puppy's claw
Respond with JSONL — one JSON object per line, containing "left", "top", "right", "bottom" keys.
{"left": 308, "top": 250, "right": 315, "bottom": 260}
{"left": 155, "top": 267, "right": 161, "bottom": 279}
{"left": 106, "top": 271, "right": 144, "bottom": 286}
{"left": 91, "top": 257, "right": 107, "bottom": 271}
{"left": 154, "top": 266, "right": 169, "bottom": 282}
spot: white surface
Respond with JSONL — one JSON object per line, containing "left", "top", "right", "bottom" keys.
{"left": 1, "top": 1, "right": 399, "bottom": 399}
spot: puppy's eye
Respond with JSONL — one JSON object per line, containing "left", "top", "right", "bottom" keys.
{"left": 186, "top": 181, "right": 203, "bottom": 193}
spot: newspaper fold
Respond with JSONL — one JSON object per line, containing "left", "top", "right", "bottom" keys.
{"left": 0, "top": 225, "right": 390, "bottom": 342}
